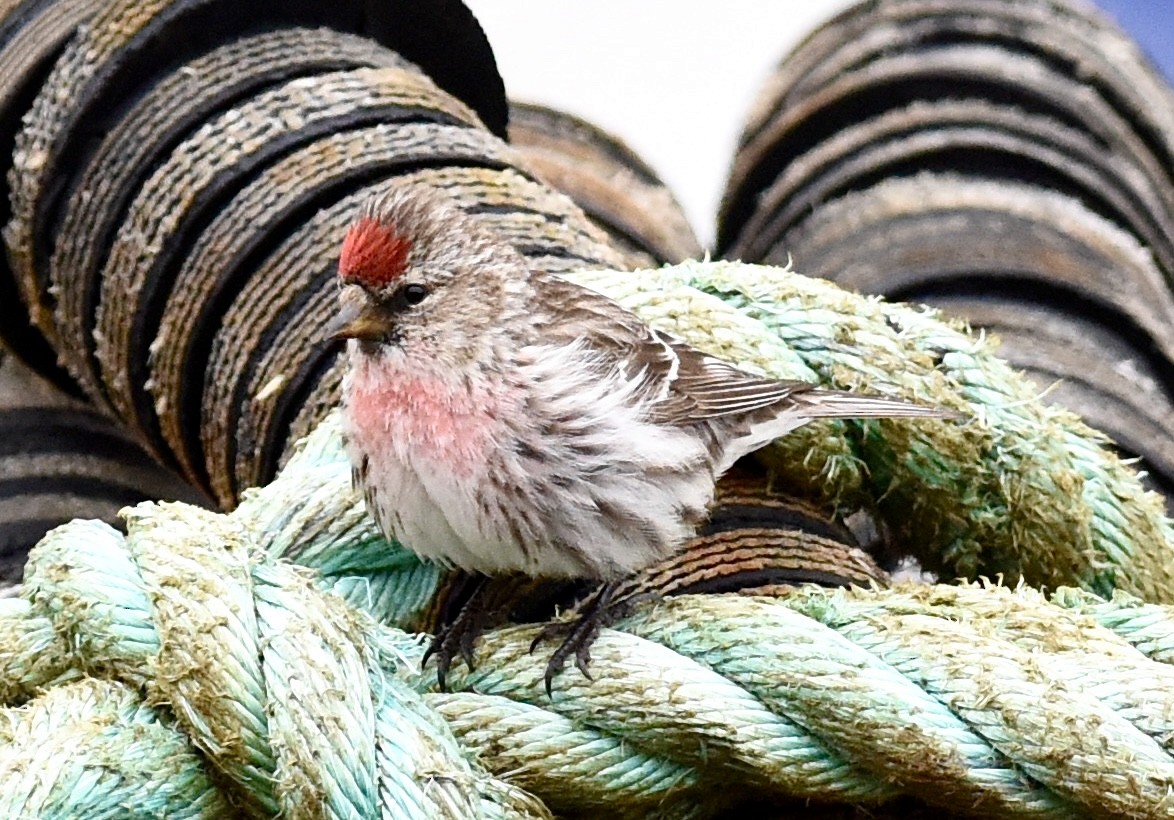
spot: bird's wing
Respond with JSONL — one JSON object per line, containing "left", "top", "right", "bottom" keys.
{"left": 529, "top": 273, "right": 956, "bottom": 426}
{"left": 660, "top": 349, "right": 818, "bottom": 421}
{"left": 529, "top": 274, "right": 818, "bottom": 425}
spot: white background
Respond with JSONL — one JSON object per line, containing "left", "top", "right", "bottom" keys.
{"left": 464, "top": 2, "right": 855, "bottom": 248}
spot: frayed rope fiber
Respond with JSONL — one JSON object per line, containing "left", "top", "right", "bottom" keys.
{"left": 3, "top": 261, "right": 1174, "bottom": 817}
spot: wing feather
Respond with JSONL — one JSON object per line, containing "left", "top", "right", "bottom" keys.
{"left": 528, "top": 272, "right": 951, "bottom": 427}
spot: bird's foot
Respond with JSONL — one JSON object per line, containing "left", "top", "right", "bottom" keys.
{"left": 423, "top": 572, "right": 498, "bottom": 691}
{"left": 530, "top": 582, "right": 625, "bottom": 695}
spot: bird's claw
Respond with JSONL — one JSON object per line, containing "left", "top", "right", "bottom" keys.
{"left": 530, "top": 582, "right": 619, "bottom": 695}
{"left": 424, "top": 572, "right": 496, "bottom": 691}
{"left": 424, "top": 624, "right": 480, "bottom": 692}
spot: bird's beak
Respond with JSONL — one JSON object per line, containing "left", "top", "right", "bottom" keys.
{"left": 327, "top": 299, "right": 392, "bottom": 342}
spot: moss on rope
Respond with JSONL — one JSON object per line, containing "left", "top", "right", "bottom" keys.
{"left": 3, "top": 260, "right": 1174, "bottom": 817}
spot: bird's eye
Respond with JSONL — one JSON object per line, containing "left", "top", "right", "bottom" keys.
{"left": 402, "top": 283, "right": 429, "bottom": 305}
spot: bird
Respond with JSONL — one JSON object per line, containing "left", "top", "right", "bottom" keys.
{"left": 332, "top": 185, "right": 956, "bottom": 691}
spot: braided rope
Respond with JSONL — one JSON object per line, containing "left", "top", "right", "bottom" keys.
{"left": 0, "top": 678, "right": 230, "bottom": 817}
{"left": 3, "top": 261, "right": 1174, "bottom": 816}
{"left": 7, "top": 520, "right": 1174, "bottom": 816}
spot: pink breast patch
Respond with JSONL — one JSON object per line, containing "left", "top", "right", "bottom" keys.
{"left": 347, "top": 365, "right": 500, "bottom": 478}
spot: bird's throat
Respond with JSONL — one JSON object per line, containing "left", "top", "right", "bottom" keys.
{"left": 344, "top": 355, "right": 500, "bottom": 479}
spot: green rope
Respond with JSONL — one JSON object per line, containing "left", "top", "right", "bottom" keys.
{"left": 0, "top": 678, "right": 230, "bottom": 817}
{"left": 11, "top": 513, "right": 549, "bottom": 819}
{"left": 9, "top": 518, "right": 1174, "bottom": 816}
{"left": 3, "top": 261, "right": 1174, "bottom": 816}
{"left": 424, "top": 692, "right": 703, "bottom": 818}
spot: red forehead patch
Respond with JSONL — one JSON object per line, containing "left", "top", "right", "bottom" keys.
{"left": 339, "top": 217, "right": 412, "bottom": 288}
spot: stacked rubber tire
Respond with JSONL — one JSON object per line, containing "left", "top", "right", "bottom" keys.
{"left": 0, "top": 349, "right": 209, "bottom": 582}
{"left": 507, "top": 101, "right": 703, "bottom": 266}
{"left": 0, "top": 0, "right": 717, "bottom": 577}
{"left": 719, "top": 0, "right": 1174, "bottom": 504}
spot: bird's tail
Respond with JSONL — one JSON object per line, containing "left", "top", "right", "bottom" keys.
{"left": 793, "top": 389, "right": 963, "bottom": 420}
{"left": 718, "top": 389, "right": 960, "bottom": 474}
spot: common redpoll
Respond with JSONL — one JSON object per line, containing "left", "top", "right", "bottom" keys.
{"left": 334, "top": 186, "right": 955, "bottom": 690}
